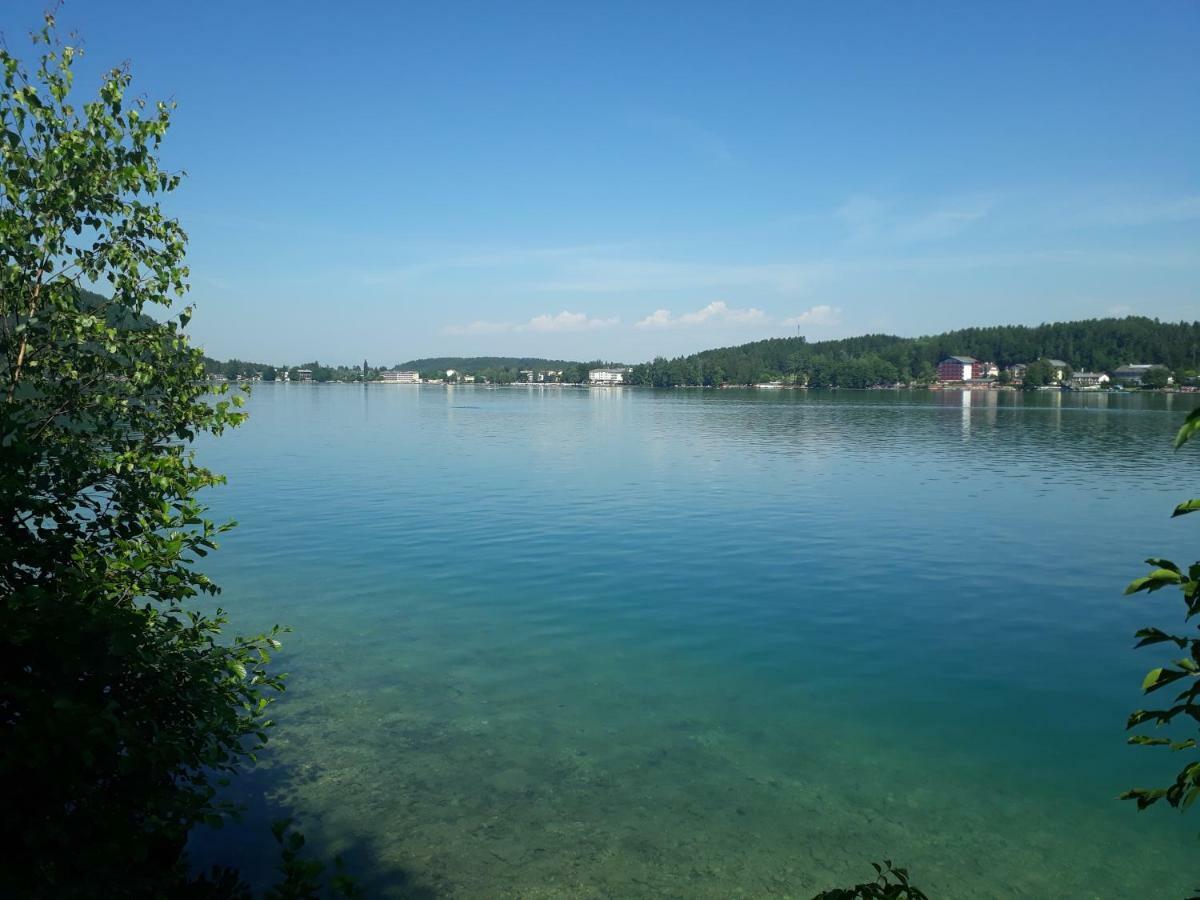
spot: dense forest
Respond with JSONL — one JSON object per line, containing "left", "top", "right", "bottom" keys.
{"left": 203, "top": 317, "right": 1198, "bottom": 388}
{"left": 626, "top": 316, "right": 1200, "bottom": 388}
{"left": 202, "top": 355, "right": 628, "bottom": 384}
{"left": 400, "top": 356, "right": 606, "bottom": 384}
{"left": 399, "top": 355, "right": 581, "bottom": 372}
{"left": 201, "top": 357, "right": 374, "bottom": 382}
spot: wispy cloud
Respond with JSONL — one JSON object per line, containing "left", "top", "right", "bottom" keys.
{"left": 836, "top": 195, "right": 890, "bottom": 241}
{"left": 631, "top": 112, "right": 733, "bottom": 165}
{"left": 355, "top": 243, "right": 631, "bottom": 287}
{"left": 836, "top": 193, "right": 994, "bottom": 244}
{"left": 441, "top": 319, "right": 514, "bottom": 336}
{"left": 782, "top": 304, "right": 842, "bottom": 328}
{"left": 1070, "top": 195, "right": 1200, "bottom": 229}
{"left": 442, "top": 310, "right": 619, "bottom": 336}
{"left": 353, "top": 240, "right": 829, "bottom": 296}
{"left": 893, "top": 202, "right": 992, "bottom": 242}
{"left": 529, "top": 259, "right": 825, "bottom": 294}
{"left": 525, "top": 311, "right": 620, "bottom": 332}
{"left": 636, "top": 300, "right": 765, "bottom": 329}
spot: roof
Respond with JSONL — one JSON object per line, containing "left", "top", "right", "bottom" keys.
{"left": 1072, "top": 371, "right": 1104, "bottom": 378}
{"left": 943, "top": 356, "right": 978, "bottom": 364}
{"left": 1114, "top": 363, "right": 1162, "bottom": 372}
{"left": 1046, "top": 359, "right": 1068, "bottom": 367}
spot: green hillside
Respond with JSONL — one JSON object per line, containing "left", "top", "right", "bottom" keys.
{"left": 397, "top": 356, "right": 583, "bottom": 371}
{"left": 628, "top": 316, "right": 1200, "bottom": 387}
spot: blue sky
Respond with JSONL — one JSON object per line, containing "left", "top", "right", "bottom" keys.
{"left": 11, "top": 1, "right": 1199, "bottom": 364}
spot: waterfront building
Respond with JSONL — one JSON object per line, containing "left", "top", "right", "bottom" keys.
{"left": 1112, "top": 364, "right": 1170, "bottom": 385}
{"left": 937, "top": 356, "right": 979, "bottom": 382}
{"left": 380, "top": 370, "right": 421, "bottom": 384}
{"left": 1070, "top": 371, "right": 1110, "bottom": 389}
{"left": 1046, "top": 359, "right": 1069, "bottom": 382}
{"left": 589, "top": 367, "right": 629, "bottom": 384}
{"left": 297, "top": 368, "right": 312, "bottom": 382}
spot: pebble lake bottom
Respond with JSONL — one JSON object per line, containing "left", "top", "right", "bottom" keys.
{"left": 189, "top": 385, "right": 1200, "bottom": 898}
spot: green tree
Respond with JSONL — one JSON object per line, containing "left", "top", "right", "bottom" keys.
{"left": 1121, "top": 407, "right": 1200, "bottom": 815}
{"left": 811, "top": 861, "right": 927, "bottom": 899}
{"left": 0, "top": 20, "right": 296, "bottom": 895}
{"left": 1022, "top": 359, "right": 1052, "bottom": 390}
{"left": 1141, "top": 366, "right": 1170, "bottom": 390}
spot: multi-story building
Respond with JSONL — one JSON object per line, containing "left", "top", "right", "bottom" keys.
{"left": 380, "top": 370, "right": 421, "bottom": 384}
{"left": 937, "top": 356, "right": 979, "bottom": 382}
{"left": 1070, "top": 372, "right": 1110, "bottom": 389}
{"left": 589, "top": 367, "right": 629, "bottom": 384}
{"left": 1112, "top": 364, "right": 1170, "bottom": 386}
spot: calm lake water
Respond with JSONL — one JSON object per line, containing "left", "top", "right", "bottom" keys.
{"left": 192, "top": 385, "right": 1200, "bottom": 898}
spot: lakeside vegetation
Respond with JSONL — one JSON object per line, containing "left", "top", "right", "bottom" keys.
{"left": 204, "top": 317, "right": 1198, "bottom": 389}
{"left": 6, "top": 14, "right": 1199, "bottom": 900}
{"left": 201, "top": 356, "right": 624, "bottom": 385}
{"left": 626, "top": 317, "right": 1200, "bottom": 388}
{"left": 1, "top": 21, "right": 346, "bottom": 897}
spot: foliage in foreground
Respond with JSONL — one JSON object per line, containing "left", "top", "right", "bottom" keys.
{"left": 1122, "top": 406, "right": 1200, "bottom": 813}
{"left": 0, "top": 17, "right": 342, "bottom": 898}
{"left": 810, "top": 861, "right": 928, "bottom": 900}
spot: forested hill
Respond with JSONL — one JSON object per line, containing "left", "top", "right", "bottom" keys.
{"left": 628, "top": 316, "right": 1200, "bottom": 387}
{"left": 398, "top": 356, "right": 581, "bottom": 371}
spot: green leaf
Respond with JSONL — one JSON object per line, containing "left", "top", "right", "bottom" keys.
{"left": 1173, "top": 499, "right": 1200, "bottom": 518}
{"left": 1143, "top": 667, "right": 1188, "bottom": 693}
{"left": 1133, "top": 627, "right": 1187, "bottom": 649}
{"left": 1125, "top": 568, "right": 1185, "bottom": 594}
{"left": 1174, "top": 407, "right": 1200, "bottom": 450}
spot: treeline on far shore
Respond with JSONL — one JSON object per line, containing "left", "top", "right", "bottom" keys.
{"left": 625, "top": 316, "right": 1200, "bottom": 388}
{"left": 203, "top": 315, "right": 1200, "bottom": 389}
{"left": 200, "top": 357, "right": 620, "bottom": 384}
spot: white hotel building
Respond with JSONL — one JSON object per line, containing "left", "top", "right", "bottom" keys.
{"left": 589, "top": 367, "right": 629, "bottom": 384}
{"left": 380, "top": 370, "right": 421, "bottom": 384}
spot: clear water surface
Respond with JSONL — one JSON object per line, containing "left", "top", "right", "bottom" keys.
{"left": 191, "top": 385, "right": 1200, "bottom": 898}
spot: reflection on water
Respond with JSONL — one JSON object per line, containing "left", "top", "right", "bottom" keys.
{"left": 191, "top": 386, "right": 1199, "bottom": 898}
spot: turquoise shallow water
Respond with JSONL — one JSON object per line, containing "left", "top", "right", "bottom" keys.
{"left": 192, "top": 385, "right": 1200, "bottom": 898}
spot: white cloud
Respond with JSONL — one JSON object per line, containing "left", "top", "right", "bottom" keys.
{"left": 782, "top": 304, "right": 842, "bottom": 328}
{"left": 637, "top": 300, "right": 766, "bottom": 329}
{"left": 442, "top": 310, "right": 618, "bottom": 336}
{"left": 441, "top": 319, "right": 514, "bottom": 335}
{"left": 524, "top": 311, "right": 619, "bottom": 332}
{"left": 637, "top": 309, "right": 673, "bottom": 328}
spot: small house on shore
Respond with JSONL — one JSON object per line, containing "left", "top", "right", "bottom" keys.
{"left": 1070, "top": 371, "right": 1110, "bottom": 389}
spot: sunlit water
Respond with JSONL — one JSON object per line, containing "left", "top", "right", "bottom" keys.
{"left": 190, "top": 385, "right": 1200, "bottom": 898}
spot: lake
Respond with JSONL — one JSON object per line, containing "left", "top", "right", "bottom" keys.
{"left": 192, "top": 385, "right": 1200, "bottom": 898}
